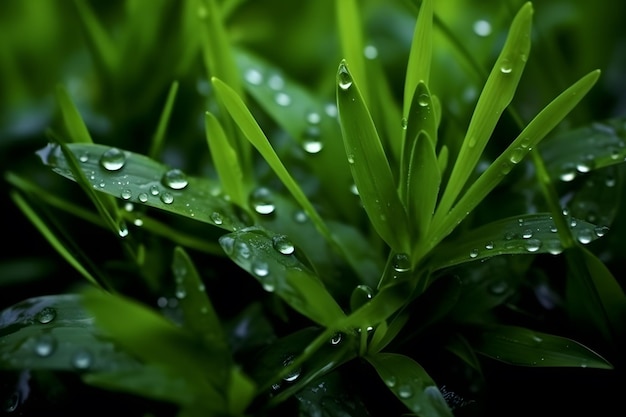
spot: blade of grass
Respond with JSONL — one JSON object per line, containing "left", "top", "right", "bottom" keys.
{"left": 148, "top": 80, "right": 179, "bottom": 160}
{"left": 73, "top": 0, "right": 117, "bottom": 76}
{"left": 403, "top": 0, "right": 434, "bottom": 114}
{"left": 435, "top": 2, "right": 533, "bottom": 221}
{"left": 56, "top": 85, "right": 93, "bottom": 144}
{"left": 336, "top": 0, "right": 369, "bottom": 106}
{"left": 336, "top": 60, "right": 410, "bottom": 253}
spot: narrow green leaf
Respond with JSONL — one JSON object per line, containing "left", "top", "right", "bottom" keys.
{"left": 429, "top": 213, "right": 604, "bottom": 270}
{"left": 205, "top": 111, "right": 247, "bottom": 208}
{"left": 336, "top": 0, "right": 369, "bottom": 105}
{"left": 367, "top": 353, "right": 454, "bottom": 417}
{"left": 0, "top": 294, "right": 137, "bottom": 371}
{"left": 427, "top": 70, "right": 601, "bottom": 256}
{"left": 219, "top": 226, "right": 346, "bottom": 327}
{"left": 73, "top": 0, "right": 117, "bottom": 75}
{"left": 336, "top": 60, "right": 410, "bottom": 253}
{"left": 226, "top": 367, "right": 257, "bottom": 416}
{"left": 56, "top": 85, "right": 94, "bottom": 144}
{"left": 9, "top": 191, "right": 102, "bottom": 288}
{"left": 405, "top": 130, "right": 441, "bottom": 242}
{"left": 38, "top": 142, "right": 247, "bottom": 232}
{"left": 473, "top": 324, "right": 613, "bottom": 369}
{"left": 172, "top": 247, "right": 229, "bottom": 351}
{"left": 403, "top": 0, "right": 434, "bottom": 114}
{"left": 149, "top": 80, "right": 179, "bottom": 160}
{"left": 436, "top": 2, "right": 533, "bottom": 218}
{"left": 404, "top": 82, "right": 438, "bottom": 157}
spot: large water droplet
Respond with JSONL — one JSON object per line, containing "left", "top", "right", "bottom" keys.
{"left": 150, "top": 185, "right": 160, "bottom": 196}
{"left": 162, "top": 169, "right": 188, "bottom": 190}
{"left": 499, "top": 59, "right": 513, "bottom": 74}
{"left": 252, "top": 261, "right": 269, "bottom": 278}
{"left": 72, "top": 349, "right": 93, "bottom": 370}
{"left": 138, "top": 192, "right": 148, "bottom": 203}
{"left": 36, "top": 307, "right": 56, "bottom": 324}
{"left": 338, "top": 62, "right": 353, "bottom": 90}
{"left": 522, "top": 229, "right": 533, "bottom": 239}
{"left": 473, "top": 19, "right": 492, "bottom": 37}
{"left": 524, "top": 238, "right": 542, "bottom": 252}
{"left": 100, "top": 148, "right": 126, "bottom": 171}
{"left": 220, "top": 235, "right": 235, "bottom": 255}
{"left": 282, "top": 356, "right": 301, "bottom": 383}
{"left": 392, "top": 253, "right": 411, "bottom": 273}
{"left": 509, "top": 147, "right": 525, "bottom": 164}
{"left": 469, "top": 248, "right": 479, "bottom": 258}
{"left": 79, "top": 152, "right": 89, "bottom": 163}
{"left": 272, "top": 235, "right": 295, "bottom": 255}
{"left": 160, "top": 192, "right": 174, "bottom": 204}
{"left": 576, "top": 229, "right": 593, "bottom": 244}
{"left": 250, "top": 187, "right": 275, "bottom": 215}
{"left": 397, "top": 384, "right": 414, "bottom": 399}
{"left": 244, "top": 68, "right": 263, "bottom": 85}
{"left": 302, "top": 126, "right": 323, "bottom": 154}
{"left": 417, "top": 93, "right": 430, "bottom": 107}
{"left": 34, "top": 334, "right": 57, "bottom": 357}
{"left": 594, "top": 225, "right": 609, "bottom": 237}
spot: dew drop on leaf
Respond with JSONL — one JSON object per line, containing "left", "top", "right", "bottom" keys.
{"left": 293, "top": 210, "right": 308, "bottom": 223}
{"left": 525, "top": 239, "right": 542, "bottom": 252}
{"left": 363, "top": 44, "right": 378, "bottom": 60}
{"left": 160, "top": 192, "right": 174, "bottom": 204}
{"left": 268, "top": 74, "right": 285, "bottom": 90}
{"left": 34, "top": 334, "right": 57, "bottom": 357}
{"left": 594, "top": 225, "right": 609, "bottom": 237}
{"left": 499, "top": 59, "right": 513, "bottom": 74}
{"left": 509, "top": 147, "right": 525, "bottom": 164}
{"left": 72, "top": 349, "right": 93, "bottom": 370}
{"left": 138, "top": 193, "right": 148, "bottom": 203}
{"left": 210, "top": 212, "right": 223, "bottom": 225}
{"left": 100, "top": 148, "right": 126, "bottom": 171}
{"left": 275, "top": 92, "right": 291, "bottom": 107}
{"left": 272, "top": 235, "right": 295, "bottom": 255}
{"left": 338, "top": 62, "right": 353, "bottom": 90}
{"left": 282, "top": 356, "right": 301, "bottom": 383}
{"left": 469, "top": 248, "right": 479, "bottom": 258}
{"left": 121, "top": 189, "right": 132, "bottom": 200}
{"left": 252, "top": 260, "right": 270, "bottom": 278}
{"left": 250, "top": 187, "right": 275, "bottom": 215}
{"left": 485, "top": 241, "right": 494, "bottom": 250}
{"left": 306, "top": 111, "right": 321, "bottom": 124}
{"left": 522, "top": 229, "right": 533, "bottom": 239}
{"left": 576, "top": 229, "right": 593, "bottom": 244}
{"left": 397, "top": 384, "right": 414, "bottom": 399}
{"left": 473, "top": 19, "right": 492, "bottom": 37}
{"left": 162, "top": 169, "right": 188, "bottom": 190}
{"left": 36, "top": 307, "right": 56, "bottom": 324}
{"left": 150, "top": 185, "right": 160, "bottom": 196}
{"left": 401, "top": 118, "right": 408, "bottom": 130}
{"left": 79, "top": 152, "right": 89, "bottom": 163}
{"left": 488, "top": 281, "right": 508, "bottom": 295}
{"left": 219, "top": 235, "right": 235, "bottom": 255}
{"left": 417, "top": 94, "right": 430, "bottom": 107}
{"left": 244, "top": 68, "right": 263, "bottom": 85}
{"left": 330, "top": 332, "right": 343, "bottom": 345}
{"left": 392, "top": 253, "right": 411, "bottom": 273}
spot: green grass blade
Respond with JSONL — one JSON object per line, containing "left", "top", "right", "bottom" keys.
{"left": 219, "top": 226, "right": 346, "bottom": 327}
{"left": 148, "top": 80, "right": 179, "bottom": 160}
{"left": 427, "top": 70, "right": 601, "bottom": 254}
{"left": 403, "top": 0, "right": 434, "bottom": 114}
{"left": 336, "top": 0, "right": 369, "bottom": 105}
{"left": 367, "top": 353, "right": 454, "bottom": 417}
{"left": 336, "top": 60, "right": 410, "bottom": 253}
{"left": 211, "top": 77, "right": 334, "bottom": 242}
{"left": 73, "top": 0, "right": 117, "bottom": 76}
{"left": 473, "top": 324, "right": 613, "bottom": 369}
{"left": 10, "top": 192, "right": 103, "bottom": 289}
{"left": 56, "top": 85, "right": 94, "bottom": 144}
{"left": 428, "top": 213, "right": 604, "bottom": 270}
{"left": 435, "top": 2, "right": 533, "bottom": 219}
{"left": 404, "top": 82, "right": 438, "bottom": 161}
{"left": 38, "top": 142, "right": 247, "bottom": 232}
{"left": 205, "top": 111, "right": 248, "bottom": 209}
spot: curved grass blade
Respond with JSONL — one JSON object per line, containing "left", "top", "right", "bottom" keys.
{"left": 435, "top": 2, "right": 533, "bottom": 219}
{"left": 336, "top": 60, "right": 410, "bottom": 253}
{"left": 472, "top": 324, "right": 613, "bottom": 369}
{"left": 426, "top": 70, "right": 601, "bottom": 257}
{"left": 0, "top": 294, "right": 138, "bottom": 372}
{"left": 367, "top": 352, "right": 454, "bottom": 417}
{"left": 404, "top": 82, "right": 438, "bottom": 159}
{"left": 336, "top": 0, "right": 369, "bottom": 105}
{"left": 81, "top": 288, "right": 229, "bottom": 412}
{"left": 540, "top": 116, "right": 626, "bottom": 182}
{"left": 219, "top": 226, "right": 346, "bottom": 327}
{"left": 56, "top": 85, "right": 94, "bottom": 144}
{"left": 403, "top": 0, "right": 434, "bottom": 114}
{"left": 428, "top": 213, "right": 605, "bottom": 270}
{"left": 205, "top": 111, "right": 248, "bottom": 209}
{"left": 148, "top": 80, "right": 179, "bottom": 160}
{"left": 38, "top": 142, "right": 247, "bottom": 232}
{"left": 73, "top": 0, "right": 117, "bottom": 76}
{"left": 235, "top": 50, "right": 356, "bottom": 220}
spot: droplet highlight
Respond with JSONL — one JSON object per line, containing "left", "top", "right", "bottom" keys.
{"left": 100, "top": 148, "right": 126, "bottom": 171}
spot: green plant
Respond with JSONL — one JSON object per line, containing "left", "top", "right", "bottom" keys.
{"left": 2, "top": 0, "right": 625, "bottom": 416}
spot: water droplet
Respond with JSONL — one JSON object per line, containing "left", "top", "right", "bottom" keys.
{"left": 392, "top": 253, "right": 411, "bottom": 273}
{"left": 36, "top": 307, "right": 56, "bottom": 324}
{"left": 3, "top": 392, "right": 19, "bottom": 413}
{"left": 330, "top": 332, "right": 343, "bottom": 345}
{"left": 34, "top": 334, "right": 57, "bottom": 357}
{"left": 347, "top": 154, "right": 355, "bottom": 164}
{"left": 121, "top": 189, "right": 132, "bottom": 200}
{"left": 306, "top": 111, "right": 321, "bottom": 124}
{"left": 272, "top": 235, "right": 295, "bottom": 255}
{"left": 100, "top": 148, "right": 126, "bottom": 171}
{"left": 219, "top": 235, "right": 235, "bottom": 255}
{"left": 397, "top": 384, "right": 414, "bottom": 399}
{"left": 338, "top": 62, "right": 353, "bottom": 90}
{"left": 210, "top": 212, "right": 223, "bottom": 225}
{"left": 509, "top": 147, "right": 525, "bottom": 164}
{"left": 473, "top": 19, "right": 492, "bottom": 37}
{"left": 468, "top": 136, "right": 477, "bottom": 148}
{"left": 605, "top": 176, "right": 616, "bottom": 187}
{"left": 160, "top": 192, "right": 174, "bottom": 204}
{"left": 138, "top": 192, "right": 148, "bottom": 203}
{"left": 72, "top": 349, "right": 93, "bottom": 370}
{"left": 364, "top": 44, "right": 378, "bottom": 59}
{"left": 350, "top": 183, "right": 359, "bottom": 195}
{"left": 417, "top": 93, "right": 430, "bottom": 107}
{"left": 162, "top": 168, "right": 188, "bottom": 190}
{"left": 79, "top": 152, "right": 89, "bottom": 163}
{"left": 118, "top": 221, "right": 129, "bottom": 238}
{"left": 485, "top": 241, "right": 494, "bottom": 250}
{"left": 282, "top": 356, "right": 301, "bottom": 382}
{"left": 250, "top": 187, "right": 275, "bottom": 215}
{"left": 469, "top": 248, "right": 479, "bottom": 258}
{"left": 576, "top": 229, "right": 593, "bottom": 244}
{"left": 400, "top": 118, "right": 408, "bottom": 130}
{"left": 594, "top": 225, "right": 609, "bottom": 237}
{"left": 488, "top": 281, "right": 508, "bottom": 295}
{"left": 500, "top": 161, "right": 513, "bottom": 175}
{"left": 150, "top": 185, "right": 160, "bottom": 196}
{"left": 252, "top": 261, "right": 269, "bottom": 278}
{"left": 385, "top": 376, "right": 397, "bottom": 387}
{"left": 522, "top": 229, "right": 533, "bottom": 239}
{"left": 244, "top": 68, "right": 263, "bottom": 85}
{"left": 293, "top": 210, "right": 308, "bottom": 223}
{"left": 575, "top": 161, "right": 591, "bottom": 173}
{"left": 302, "top": 125, "right": 323, "bottom": 154}
{"left": 559, "top": 163, "right": 577, "bottom": 182}
{"left": 499, "top": 59, "right": 513, "bottom": 74}
{"left": 525, "top": 239, "right": 542, "bottom": 252}
{"left": 175, "top": 286, "right": 187, "bottom": 299}
{"left": 325, "top": 103, "right": 338, "bottom": 117}
{"left": 268, "top": 74, "right": 285, "bottom": 90}
{"left": 275, "top": 92, "right": 291, "bottom": 106}
{"left": 504, "top": 231, "right": 515, "bottom": 240}
{"left": 520, "top": 137, "right": 532, "bottom": 149}
{"left": 235, "top": 241, "right": 251, "bottom": 259}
